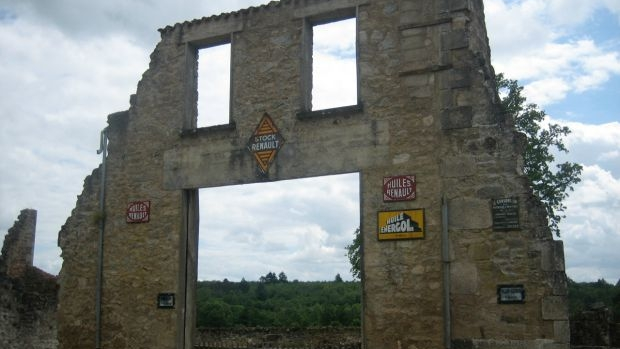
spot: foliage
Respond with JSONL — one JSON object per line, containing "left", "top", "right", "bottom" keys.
{"left": 196, "top": 274, "right": 620, "bottom": 328}
{"left": 496, "top": 73, "right": 582, "bottom": 237}
{"left": 259, "top": 271, "right": 279, "bottom": 284}
{"left": 568, "top": 278, "right": 620, "bottom": 319}
{"left": 196, "top": 276, "right": 362, "bottom": 328}
{"left": 345, "top": 228, "right": 361, "bottom": 280}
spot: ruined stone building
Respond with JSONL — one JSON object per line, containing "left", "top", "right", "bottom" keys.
{"left": 1, "top": 209, "right": 58, "bottom": 349}
{"left": 57, "top": 0, "right": 569, "bottom": 348}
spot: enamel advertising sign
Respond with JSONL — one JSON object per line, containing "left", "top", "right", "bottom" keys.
{"left": 247, "top": 113, "right": 285, "bottom": 174}
{"left": 383, "top": 175, "right": 416, "bottom": 202}
{"left": 377, "top": 209, "right": 425, "bottom": 240}
{"left": 126, "top": 200, "right": 151, "bottom": 223}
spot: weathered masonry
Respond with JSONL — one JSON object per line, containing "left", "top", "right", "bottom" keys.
{"left": 57, "top": 0, "right": 569, "bottom": 348}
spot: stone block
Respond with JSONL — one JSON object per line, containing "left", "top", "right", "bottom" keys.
{"left": 450, "top": 69, "right": 472, "bottom": 89}
{"left": 448, "top": 197, "right": 492, "bottom": 230}
{"left": 554, "top": 320, "right": 570, "bottom": 343}
{"left": 452, "top": 339, "right": 474, "bottom": 349}
{"left": 461, "top": 339, "right": 554, "bottom": 349}
{"left": 441, "top": 156, "right": 476, "bottom": 177}
{"left": 541, "top": 241, "right": 565, "bottom": 271}
{"left": 469, "top": 242, "right": 492, "bottom": 260}
{"left": 401, "top": 32, "right": 428, "bottom": 50}
{"left": 476, "top": 185, "right": 506, "bottom": 199}
{"left": 444, "top": 29, "right": 469, "bottom": 50}
{"left": 548, "top": 271, "right": 568, "bottom": 296}
{"left": 450, "top": 0, "right": 471, "bottom": 12}
{"left": 441, "top": 106, "right": 473, "bottom": 129}
{"left": 542, "top": 343, "right": 569, "bottom": 349}
{"left": 402, "top": 73, "right": 431, "bottom": 88}
{"left": 450, "top": 262, "right": 479, "bottom": 294}
{"left": 542, "top": 296, "right": 569, "bottom": 320}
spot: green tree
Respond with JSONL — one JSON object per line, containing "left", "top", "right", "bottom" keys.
{"left": 496, "top": 74, "right": 583, "bottom": 236}
{"left": 255, "top": 282, "right": 268, "bottom": 301}
{"left": 278, "top": 271, "right": 288, "bottom": 283}
{"left": 345, "top": 228, "right": 362, "bottom": 280}
{"left": 197, "top": 299, "right": 234, "bottom": 327}
{"left": 239, "top": 277, "right": 250, "bottom": 293}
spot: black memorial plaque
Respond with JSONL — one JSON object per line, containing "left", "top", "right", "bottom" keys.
{"left": 497, "top": 284, "right": 525, "bottom": 304}
{"left": 492, "top": 197, "right": 520, "bottom": 231}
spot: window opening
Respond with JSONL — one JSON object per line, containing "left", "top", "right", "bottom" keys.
{"left": 197, "top": 43, "right": 231, "bottom": 128}
{"left": 312, "top": 17, "right": 357, "bottom": 111}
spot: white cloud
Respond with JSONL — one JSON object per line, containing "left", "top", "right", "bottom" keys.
{"left": 561, "top": 165, "right": 620, "bottom": 282}
{"left": 198, "top": 43, "right": 231, "bottom": 127}
{"left": 487, "top": 0, "right": 620, "bottom": 105}
{"left": 544, "top": 118, "right": 620, "bottom": 282}
{"left": 313, "top": 18, "right": 357, "bottom": 110}
{"left": 198, "top": 174, "right": 360, "bottom": 281}
{"left": 9, "top": 0, "right": 271, "bottom": 46}
{"left": 553, "top": 120, "right": 620, "bottom": 177}
{"left": 0, "top": 16, "right": 149, "bottom": 274}
{"left": 599, "top": 150, "right": 619, "bottom": 161}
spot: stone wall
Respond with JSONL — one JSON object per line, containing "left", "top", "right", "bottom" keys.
{"left": 196, "top": 327, "right": 361, "bottom": 348}
{"left": 57, "top": 0, "right": 569, "bottom": 348}
{"left": 1, "top": 208, "right": 36, "bottom": 278}
{"left": 1, "top": 209, "right": 58, "bottom": 349}
{"left": 571, "top": 304, "right": 620, "bottom": 348}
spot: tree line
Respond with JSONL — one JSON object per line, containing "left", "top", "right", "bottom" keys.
{"left": 568, "top": 278, "right": 620, "bottom": 319}
{"left": 196, "top": 273, "right": 619, "bottom": 328}
{"left": 196, "top": 272, "right": 360, "bottom": 328}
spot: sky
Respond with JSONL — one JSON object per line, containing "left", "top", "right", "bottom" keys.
{"left": 0, "top": 0, "right": 618, "bottom": 283}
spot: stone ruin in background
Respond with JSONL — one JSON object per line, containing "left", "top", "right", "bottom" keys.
{"left": 0, "top": 209, "right": 57, "bottom": 349}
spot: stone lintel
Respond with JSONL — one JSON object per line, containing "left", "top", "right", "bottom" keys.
{"left": 293, "top": 0, "right": 369, "bottom": 20}
{"left": 181, "top": 18, "right": 244, "bottom": 45}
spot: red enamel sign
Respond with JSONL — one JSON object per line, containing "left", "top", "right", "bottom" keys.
{"left": 383, "top": 175, "right": 416, "bottom": 202}
{"left": 126, "top": 200, "right": 151, "bottom": 223}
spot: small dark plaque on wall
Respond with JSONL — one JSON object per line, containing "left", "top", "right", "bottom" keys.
{"left": 497, "top": 285, "right": 525, "bottom": 304}
{"left": 492, "top": 197, "right": 520, "bottom": 231}
{"left": 157, "top": 293, "right": 175, "bottom": 309}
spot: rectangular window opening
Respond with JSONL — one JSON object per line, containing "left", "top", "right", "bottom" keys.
{"left": 311, "top": 17, "right": 358, "bottom": 111}
{"left": 197, "top": 42, "right": 231, "bottom": 128}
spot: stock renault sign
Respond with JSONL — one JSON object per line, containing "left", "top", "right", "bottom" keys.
{"left": 247, "top": 113, "right": 285, "bottom": 174}
{"left": 377, "top": 209, "right": 425, "bottom": 240}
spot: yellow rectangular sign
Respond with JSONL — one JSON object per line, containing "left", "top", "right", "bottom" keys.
{"left": 377, "top": 209, "right": 425, "bottom": 240}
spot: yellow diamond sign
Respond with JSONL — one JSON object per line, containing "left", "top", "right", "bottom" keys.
{"left": 247, "top": 113, "right": 285, "bottom": 174}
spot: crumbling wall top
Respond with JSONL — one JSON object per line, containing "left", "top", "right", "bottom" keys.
{"left": 1, "top": 209, "right": 37, "bottom": 279}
